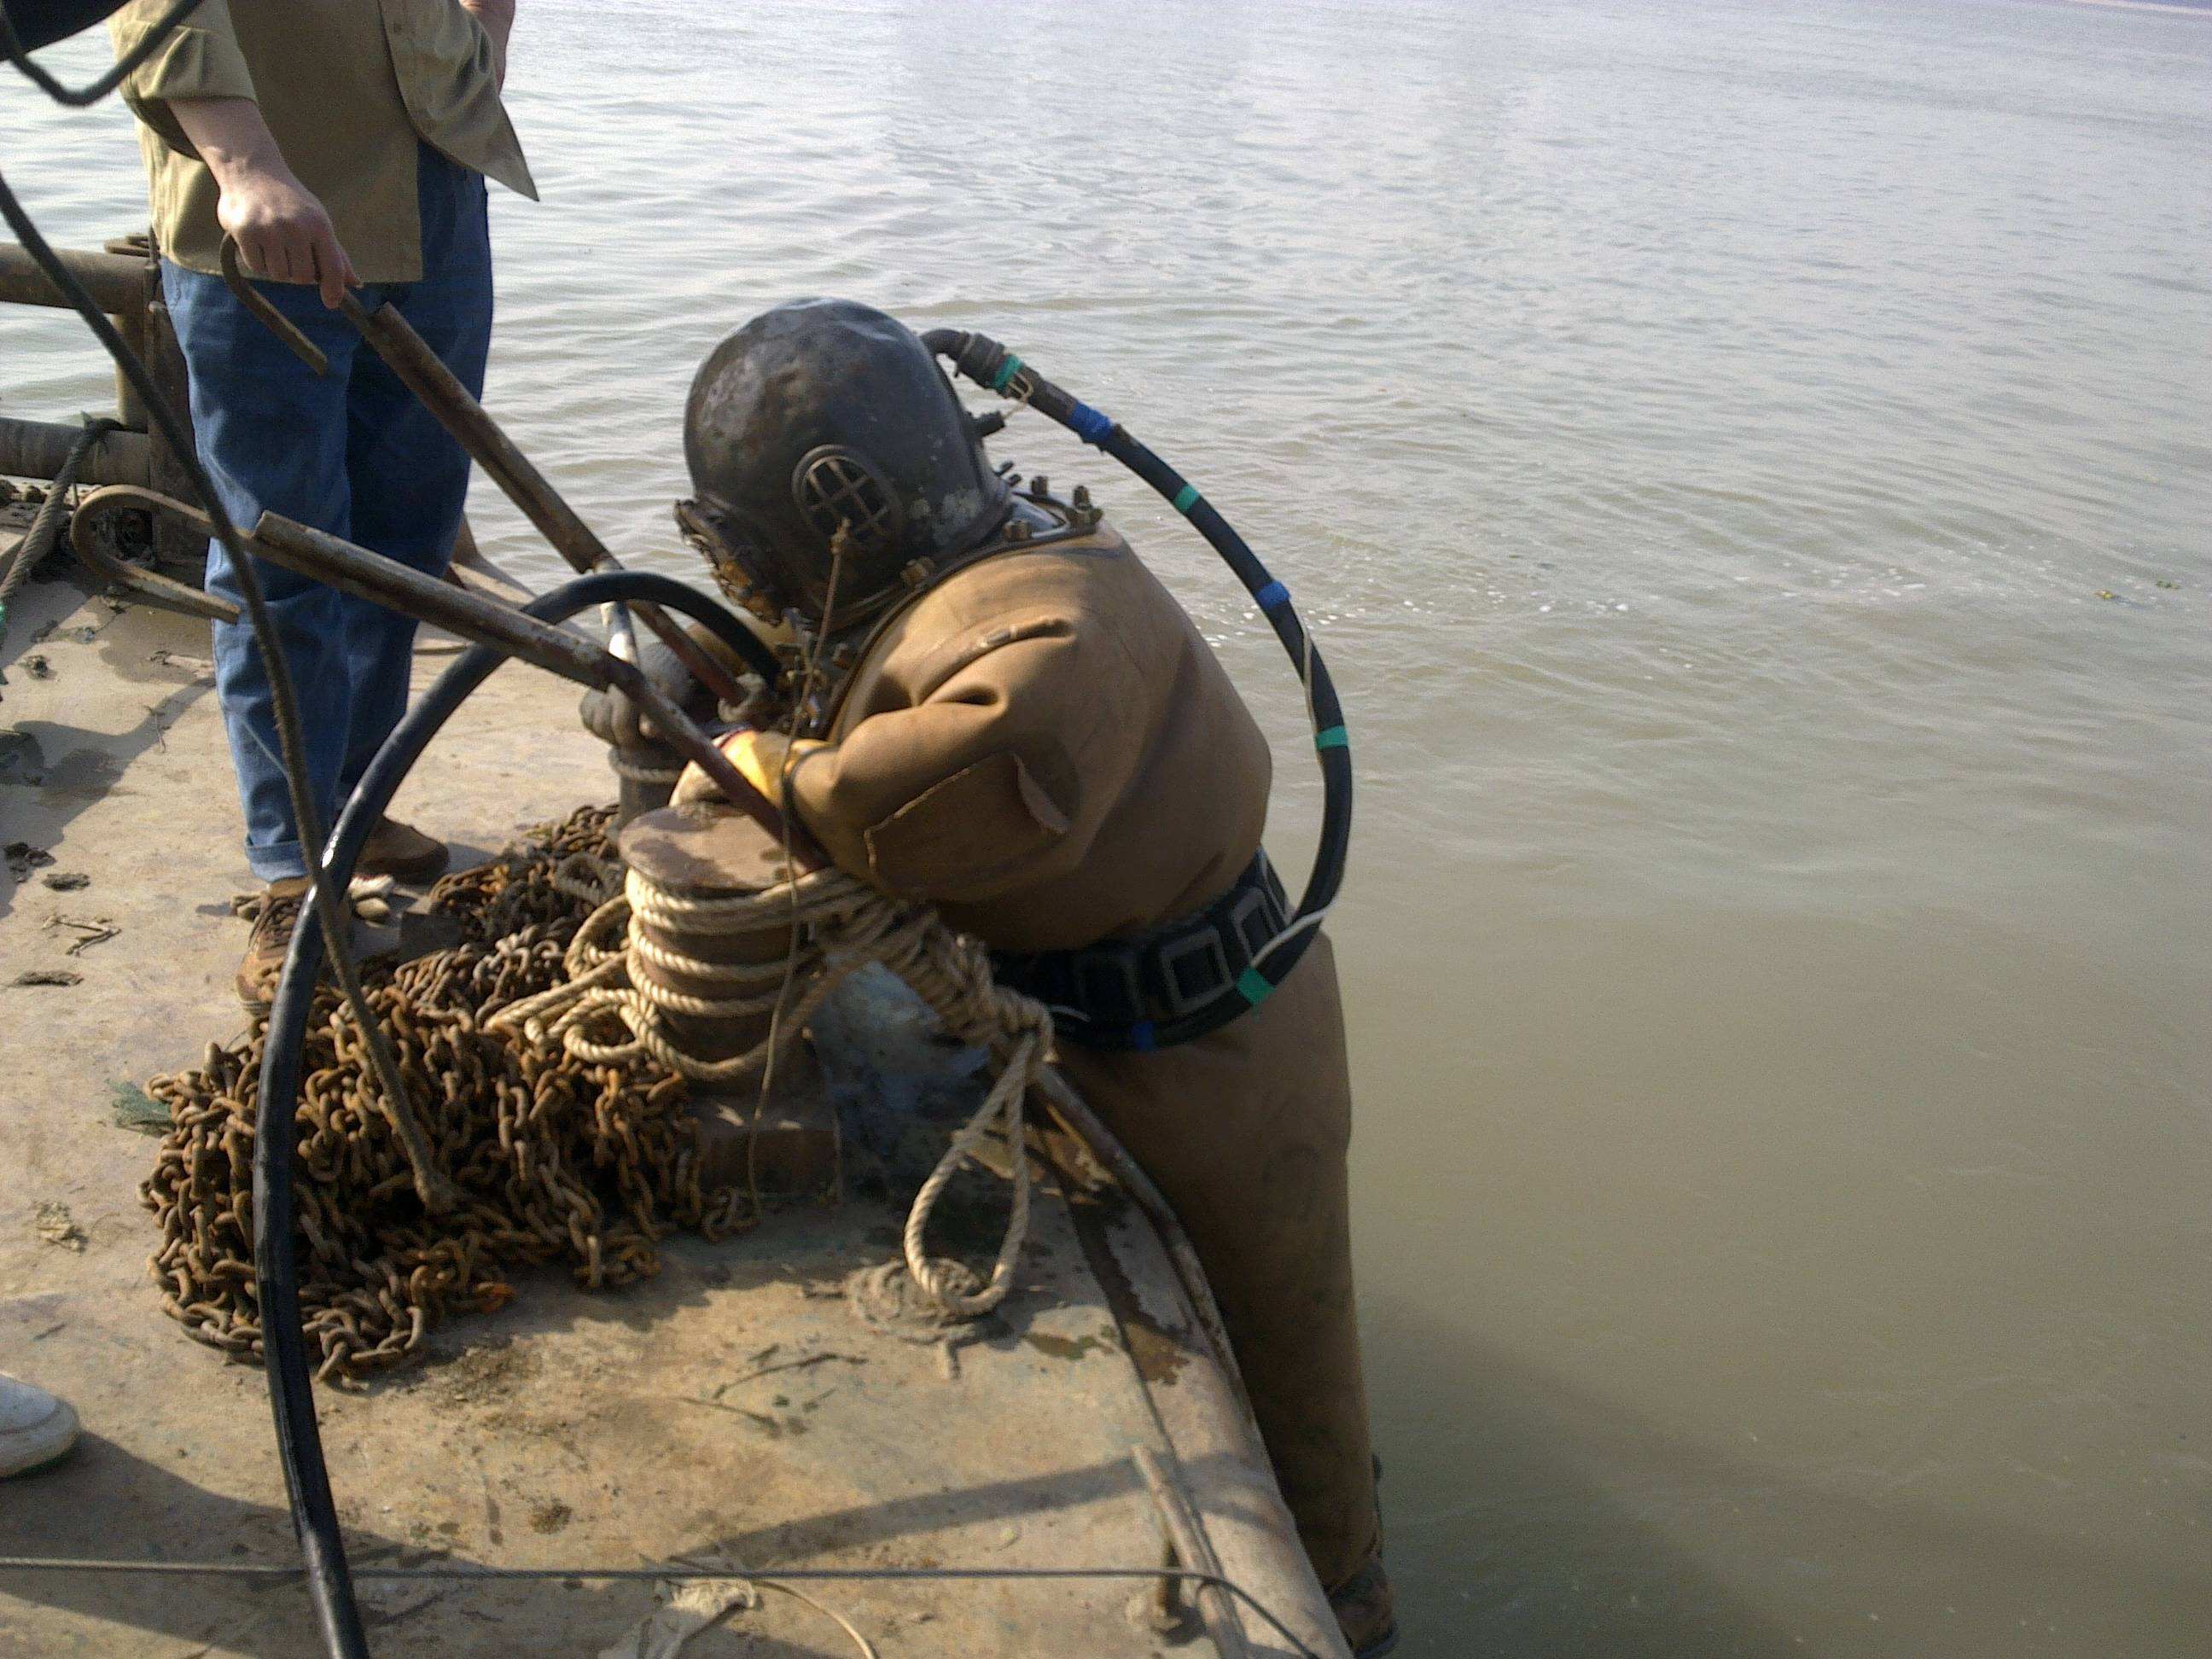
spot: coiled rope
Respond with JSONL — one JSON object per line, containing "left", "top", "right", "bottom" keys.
{"left": 492, "top": 859, "right": 1044, "bottom": 1318}
{"left": 606, "top": 750, "right": 684, "bottom": 786}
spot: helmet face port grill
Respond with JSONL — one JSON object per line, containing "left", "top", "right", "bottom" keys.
{"left": 793, "top": 446, "right": 900, "bottom": 556}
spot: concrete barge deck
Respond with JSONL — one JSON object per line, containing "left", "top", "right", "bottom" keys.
{"left": 0, "top": 566, "right": 1343, "bottom": 1659}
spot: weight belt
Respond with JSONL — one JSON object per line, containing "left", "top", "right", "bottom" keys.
{"left": 991, "top": 850, "right": 1289, "bottom": 1051}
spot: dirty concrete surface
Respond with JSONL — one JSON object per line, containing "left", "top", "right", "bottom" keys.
{"left": 0, "top": 577, "right": 1213, "bottom": 1657}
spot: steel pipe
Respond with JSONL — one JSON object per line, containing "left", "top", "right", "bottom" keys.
{"left": 0, "top": 414, "right": 150, "bottom": 485}
{"left": 0, "top": 243, "right": 144, "bottom": 316}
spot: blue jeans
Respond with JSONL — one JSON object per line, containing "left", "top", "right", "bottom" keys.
{"left": 165, "top": 145, "right": 492, "bottom": 882}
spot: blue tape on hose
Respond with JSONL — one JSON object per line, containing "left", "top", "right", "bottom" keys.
{"left": 1068, "top": 401, "right": 1115, "bottom": 446}
{"left": 1129, "top": 1021, "right": 1156, "bottom": 1051}
{"left": 1254, "top": 579, "right": 1289, "bottom": 612}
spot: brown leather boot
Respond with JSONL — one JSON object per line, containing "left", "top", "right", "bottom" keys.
{"left": 1330, "top": 1556, "right": 1399, "bottom": 1657}
{"left": 236, "top": 876, "right": 316, "bottom": 1011}
{"left": 357, "top": 815, "right": 449, "bottom": 884}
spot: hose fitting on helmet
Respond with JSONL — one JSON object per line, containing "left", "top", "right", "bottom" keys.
{"left": 923, "top": 328, "right": 1354, "bottom": 1048}
{"left": 922, "top": 329, "right": 1116, "bottom": 447}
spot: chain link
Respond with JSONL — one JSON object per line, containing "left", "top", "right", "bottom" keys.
{"left": 140, "top": 806, "right": 752, "bottom": 1384}
{"left": 141, "top": 800, "right": 1057, "bottom": 1378}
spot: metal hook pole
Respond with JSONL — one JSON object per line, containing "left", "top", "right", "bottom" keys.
{"left": 216, "top": 238, "right": 759, "bottom": 711}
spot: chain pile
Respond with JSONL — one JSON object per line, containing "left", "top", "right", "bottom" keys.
{"left": 141, "top": 806, "right": 752, "bottom": 1383}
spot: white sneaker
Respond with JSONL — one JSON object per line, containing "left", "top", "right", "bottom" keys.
{"left": 0, "top": 1375, "right": 79, "bottom": 1477}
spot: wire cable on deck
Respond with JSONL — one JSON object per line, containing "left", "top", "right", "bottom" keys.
{"left": 0, "top": 1557, "right": 1325, "bottom": 1659}
{"left": 0, "top": 415, "right": 119, "bottom": 654}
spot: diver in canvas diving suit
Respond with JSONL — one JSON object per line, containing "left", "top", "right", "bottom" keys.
{"left": 668, "top": 299, "right": 1394, "bottom": 1656}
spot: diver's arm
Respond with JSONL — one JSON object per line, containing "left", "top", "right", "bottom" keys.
{"left": 678, "top": 627, "right": 1149, "bottom": 905}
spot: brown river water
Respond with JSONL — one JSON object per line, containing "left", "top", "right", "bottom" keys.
{"left": 4, "top": 2, "right": 2209, "bottom": 1652}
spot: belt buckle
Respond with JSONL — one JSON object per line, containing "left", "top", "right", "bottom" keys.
{"left": 1071, "top": 943, "right": 1147, "bottom": 1030}
{"left": 1155, "top": 924, "right": 1233, "bottom": 1017}
{"left": 1224, "top": 884, "right": 1277, "bottom": 965}
{"left": 1225, "top": 852, "right": 1289, "bottom": 965}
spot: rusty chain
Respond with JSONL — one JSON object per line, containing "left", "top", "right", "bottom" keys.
{"left": 139, "top": 806, "right": 753, "bottom": 1385}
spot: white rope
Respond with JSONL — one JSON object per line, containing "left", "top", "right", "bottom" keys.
{"left": 1250, "top": 905, "right": 1330, "bottom": 971}
{"left": 608, "top": 751, "right": 684, "bottom": 785}
{"left": 490, "top": 858, "right": 1045, "bottom": 1318}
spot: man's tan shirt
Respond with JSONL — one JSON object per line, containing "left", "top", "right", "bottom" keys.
{"left": 110, "top": 0, "right": 536, "bottom": 282}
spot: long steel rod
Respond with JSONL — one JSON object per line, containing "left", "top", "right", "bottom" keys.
{"left": 79, "top": 483, "right": 801, "bottom": 851}
{"left": 0, "top": 242, "right": 144, "bottom": 314}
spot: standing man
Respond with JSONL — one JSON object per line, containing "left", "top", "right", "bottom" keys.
{"left": 109, "top": 0, "right": 534, "bottom": 1004}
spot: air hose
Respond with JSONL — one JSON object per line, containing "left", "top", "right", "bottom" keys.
{"left": 921, "top": 329, "right": 1352, "bottom": 1049}
{"left": 253, "top": 569, "right": 764, "bottom": 1658}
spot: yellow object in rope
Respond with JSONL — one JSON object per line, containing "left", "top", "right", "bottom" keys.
{"left": 712, "top": 728, "right": 824, "bottom": 804}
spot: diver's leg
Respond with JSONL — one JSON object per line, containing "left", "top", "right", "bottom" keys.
{"left": 1057, "top": 933, "right": 1384, "bottom": 1592}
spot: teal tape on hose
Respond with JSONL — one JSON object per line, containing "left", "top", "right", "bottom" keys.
{"left": 1237, "top": 967, "right": 1273, "bottom": 1008}
{"left": 991, "top": 354, "right": 1024, "bottom": 392}
{"left": 1172, "top": 484, "right": 1200, "bottom": 515}
{"left": 1315, "top": 725, "right": 1348, "bottom": 751}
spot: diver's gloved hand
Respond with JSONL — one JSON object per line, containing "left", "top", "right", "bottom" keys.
{"left": 579, "top": 634, "right": 689, "bottom": 748}
{"left": 671, "top": 729, "right": 825, "bottom": 811}
{"left": 579, "top": 624, "right": 776, "bottom": 748}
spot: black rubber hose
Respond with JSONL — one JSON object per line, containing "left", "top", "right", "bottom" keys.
{"left": 1, "top": 0, "right": 204, "bottom": 103}
{"left": 626, "top": 584, "right": 781, "bottom": 683}
{"left": 253, "top": 569, "right": 755, "bottom": 1659}
{"left": 606, "top": 579, "right": 781, "bottom": 683}
{"left": 2, "top": 145, "right": 406, "bottom": 1659}
{"left": 922, "top": 329, "right": 1353, "bottom": 1049}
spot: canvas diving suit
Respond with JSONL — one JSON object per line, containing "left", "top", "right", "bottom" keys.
{"left": 756, "top": 515, "right": 1382, "bottom": 1592}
